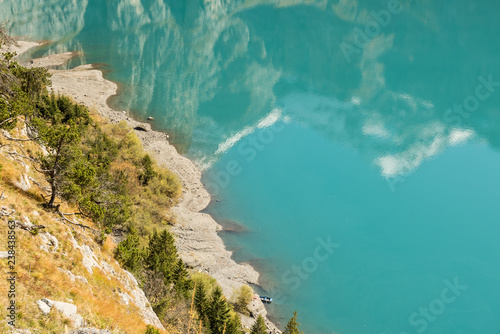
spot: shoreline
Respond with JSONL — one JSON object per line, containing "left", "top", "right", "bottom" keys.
{"left": 7, "top": 41, "right": 281, "bottom": 332}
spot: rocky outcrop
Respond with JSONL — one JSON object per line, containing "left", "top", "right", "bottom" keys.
{"left": 38, "top": 232, "right": 59, "bottom": 253}
{"left": 57, "top": 268, "right": 89, "bottom": 284}
{"left": 65, "top": 229, "right": 165, "bottom": 330}
{"left": 36, "top": 298, "right": 85, "bottom": 327}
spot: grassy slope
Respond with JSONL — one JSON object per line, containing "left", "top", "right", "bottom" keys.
{"left": 0, "top": 116, "right": 171, "bottom": 333}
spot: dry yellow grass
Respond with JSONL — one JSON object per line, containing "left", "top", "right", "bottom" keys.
{"left": 0, "top": 125, "right": 168, "bottom": 333}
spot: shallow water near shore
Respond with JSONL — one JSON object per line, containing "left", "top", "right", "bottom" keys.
{"left": 4, "top": 0, "right": 500, "bottom": 332}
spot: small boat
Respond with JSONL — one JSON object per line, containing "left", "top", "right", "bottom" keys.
{"left": 260, "top": 296, "right": 273, "bottom": 303}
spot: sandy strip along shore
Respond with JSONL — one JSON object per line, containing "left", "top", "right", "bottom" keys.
{"left": 5, "top": 41, "right": 281, "bottom": 332}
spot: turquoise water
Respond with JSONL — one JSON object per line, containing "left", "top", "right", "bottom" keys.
{"left": 3, "top": 0, "right": 500, "bottom": 332}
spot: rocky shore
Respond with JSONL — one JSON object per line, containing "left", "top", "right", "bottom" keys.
{"left": 7, "top": 41, "right": 280, "bottom": 332}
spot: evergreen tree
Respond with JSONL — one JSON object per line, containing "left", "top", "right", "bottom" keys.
{"left": 208, "top": 286, "right": 231, "bottom": 334}
{"left": 140, "top": 154, "right": 156, "bottom": 185}
{"left": 173, "top": 258, "right": 193, "bottom": 297}
{"left": 145, "top": 230, "right": 178, "bottom": 282}
{"left": 283, "top": 311, "right": 302, "bottom": 334}
{"left": 114, "top": 230, "right": 143, "bottom": 272}
{"left": 34, "top": 118, "right": 83, "bottom": 207}
{"left": 194, "top": 283, "right": 208, "bottom": 325}
{"left": 250, "top": 315, "right": 267, "bottom": 334}
{"left": 226, "top": 312, "right": 245, "bottom": 334}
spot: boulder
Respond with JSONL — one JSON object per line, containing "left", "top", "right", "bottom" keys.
{"left": 35, "top": 299, "right": 85, "bottom": 327}
{"left": 35, "top": 298, "right": 52, "bottom": 314}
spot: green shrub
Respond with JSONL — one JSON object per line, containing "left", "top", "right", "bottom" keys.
{"left": 233, "top": 285, "right": 253, "bottom": 314}
{"left": 144, "top": 325, "right": 161, "bottom": 334}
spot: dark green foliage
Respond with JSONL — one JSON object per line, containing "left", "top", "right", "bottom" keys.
{"left": 250, "top": 315, "right": 267, "bottom": 334}
{"left": 34, "top": 118, "right": 85, "bottom": 207}
{"left": 226, "top": 313, "right": 245, "bottom": 334}
{"left": 145, "top": 230, "right": 178, "bottom": 283}
{"left": 1, "top": 35, "right": 47, "bottom": 130}
{"left": 283, "top": 311, "right": 303, "bottom": 334}
{"left": 114, "top": 231, "right": 143, "bottom": 272}
{"left": 0, "top": 87, "right": 33, "bottom": 130}
{"left": 173, "top": 259, "right": 193, "bottom": 297}
{"left": 140, "top": 154, "right": 156, "bottom": 185}
{"left": 208, "top": 286, "right": 231, "bottom": 334}
{"left": 37, "top": 93, "right": 90, "bottom": 125}
{"left": 10, "top": 65, "right": 51, "bottom": 100}
{"left": 144, "top": 325, "right": 161, "bottom": 334}
{"left": 194, "top": 283, "right": 208, "bottom": 323}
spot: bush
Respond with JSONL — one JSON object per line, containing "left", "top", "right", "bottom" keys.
{"left": 233, "top": 285, "right": 253, "bottom": 313}
{"left": 144, "top": 325, "right": 161, "bottom": 334}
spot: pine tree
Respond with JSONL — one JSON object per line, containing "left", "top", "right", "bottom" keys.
{"left": 226, "top": 313, "right": 244, "bottom": 334}
{"left": 145, "top": 230, "right": 178, "bottom": 282}
{"left": 283, "top": 311, "right": 302, "bottom": 334}
{"left": 114, "top": 231, "right": 143, "bottom": 272}
{"left": 194, "top": 283, "right": 208, "bottom": 319}
{"left": 140, "top": 154, "right": 156, "bottom": 185}
{"left": 208, "top": 286, "right": 231, "bottom": 334}
{"left": 173, "top": 258, "right": 193, "bottom": 297}
{"left": 250, "top": 315, "right": 267, "bottom": 334}
{"left": 34, "top": 118, "right": 83, "bottom": 207}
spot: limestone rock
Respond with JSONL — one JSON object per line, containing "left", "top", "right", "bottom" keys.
{"left": 39, "top": 232, "right": 59, "bottom": 253}
{"left": 36, "top": 299, "right": 52, "bottom": 314}
{"left": 36, "top": 298, "right": 85, "bottom": 327}
{"left": 58, "top": 268, "right": 88, "bottom": 284}
{"left": 9, "top": 329, "right": 32, "bottom": 334}
{"left": 69, "top": 328, "right": 111, "bottom": 334}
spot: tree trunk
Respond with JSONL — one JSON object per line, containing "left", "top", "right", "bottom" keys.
{"left": 48, "top": 181, "right": 57, "bottom": 207}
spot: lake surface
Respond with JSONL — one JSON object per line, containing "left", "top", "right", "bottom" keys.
{"left": 4, "top": 0, "right": 500, "bottom": 332}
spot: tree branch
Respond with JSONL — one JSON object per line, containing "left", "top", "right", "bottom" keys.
{"left": 58, "top": 209, "right": 99, "bottom": 233}
{"left": 0, "top": 117, "right": 15, "bottom": 127}
{"left": 27, "top": 176, "right": 50, "bottom": 194}
{"left": 2, "top": 131, "right": 36, "bottom": 141}
{"left": 0, "top": 207, "right": 15, "bottom": 217}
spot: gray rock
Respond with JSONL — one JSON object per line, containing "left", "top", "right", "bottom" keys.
{"left": 70, "top": 313, "right": 85, "bottom": 327}
{"left": 52, "top": 300, "right": 77, "bottom": 318}
{"left": 39, "top": 232, "right": 59, "bottom": 252}
{"left": 38, "top": 300, "right": 84, "bottom": 327}
{"left": 58, "top": 268, "right": 88, "bottom": 284}
{"left": 9, "top": 329, "right": 32, "bottom": 334}
{"left": 69, "top": 329, "right": 111, "bottom": 334}
{"left": 36, "top": 299, "right": 52, "bottom": 314}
